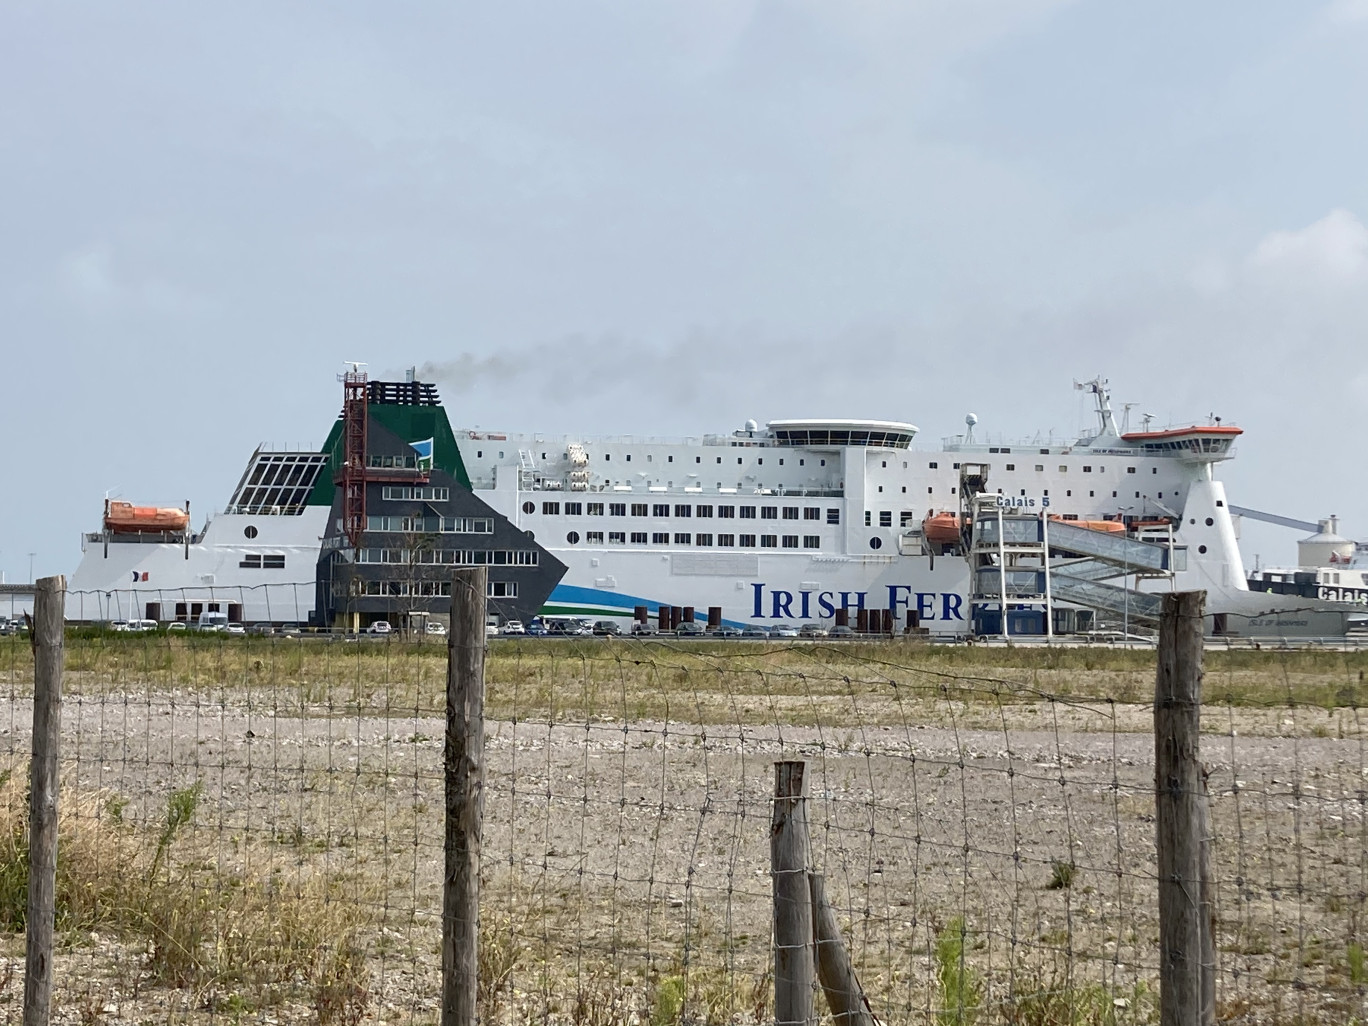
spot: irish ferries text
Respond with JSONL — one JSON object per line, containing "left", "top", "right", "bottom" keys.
{"left": 750, "top": 584, "right": 964, "bottom": 621}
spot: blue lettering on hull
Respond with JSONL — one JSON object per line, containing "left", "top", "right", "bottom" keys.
{"left": 749, "top": 584, "right": 966, "bottom": 621}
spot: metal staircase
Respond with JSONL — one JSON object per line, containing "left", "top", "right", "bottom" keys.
{"left": 968, "top": 496, "right": 1177, "bottom": 638}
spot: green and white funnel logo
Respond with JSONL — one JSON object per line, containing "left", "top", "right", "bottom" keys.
{"left": 410, "top": 437, "right": 434, "bottom": 470}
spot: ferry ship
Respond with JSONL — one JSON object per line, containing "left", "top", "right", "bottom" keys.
{"left": 1247, "top": 516, "right": 1368, "bottom": 610}
{"left": 67, "top": 373, "right": 1363, "bottom": 637}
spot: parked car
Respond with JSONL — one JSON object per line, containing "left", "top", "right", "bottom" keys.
{"left": 367, "top": 620, "right": 392, "bottom": 635}
{"left": 279, "top": 623, "right": 302, "bottom": 637}
{"left": 674, "top": 621, "right": 706, "bottom": 637}
{"left": 740, "top": 625, "right": 768, "bottom": 638}
{"left": 425, "top": 621, "right": 447, "bottom": 636}
{"left": 167, "top": 621, "right": 188, "bottom": 631}
{"left": 485, "top": 624, "right": 499, "bottom": 638}
{"left": 501, "top": 620, "right": 526, "bottom": 635}
{"left": 525, "top": 620, "right": 549, "bottom": 636}
{"left": 711, "top": 625, "right": 743, "bottom": 638}
{"left": 798, "top": 622, "right": 828, "bottom": 638}
{"left": 768, "top": 624, "right": 799, "bottom": 638}
{"left": 630, "top": 622, "right": 658, "bottom": 636}
{"left": 828, "top": 625, "right": 856, "bottom": 639}
{"left": 110, "top": 619, "right": 131, "bottom": 632}
{"left": 592, "top": 620, "right": 623, "bottom": 636}
{"left": 247, "top": 622, "right": 275, "bottom": 636}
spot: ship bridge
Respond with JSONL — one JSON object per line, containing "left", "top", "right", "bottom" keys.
{"left": 1120, "top": 425, "right": 1241, "bottom": 461}
{"left": 766, "top": 419, "right": 917, "bottom": 450}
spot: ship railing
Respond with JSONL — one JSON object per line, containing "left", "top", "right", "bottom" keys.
{"left": 84, "top": 530, "right": 197, "bottom": 545}
{"left": 518, "top": 481, "right": 844, "bottom": 498}
{"left": 224, "top": 504, "right": 310, "bottom": 516}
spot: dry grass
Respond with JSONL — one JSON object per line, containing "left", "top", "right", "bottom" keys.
{"left": 2, "top": 634, "right": 1364, "bottom": 734}
{"left": 0, "top": 762, "right": 375, "bottom": 1020}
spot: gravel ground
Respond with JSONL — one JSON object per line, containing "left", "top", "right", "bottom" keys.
{"left": 0, "top": 690, "right": 1363, "bottom": 1025}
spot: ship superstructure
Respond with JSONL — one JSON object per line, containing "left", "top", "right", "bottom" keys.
{"left": 68, "top": 372, "right": 564, "bottom": 628}
{"left": 452, "top": 380, "right": 1311, "bottom": 634}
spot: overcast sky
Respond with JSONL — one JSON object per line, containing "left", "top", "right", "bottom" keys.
{"left": 3, "top": 0, "right": 1365, "bottom": 581}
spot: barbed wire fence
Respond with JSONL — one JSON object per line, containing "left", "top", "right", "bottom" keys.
{"left": 1, "top": 578, "right": 1366, "bottom": 1024}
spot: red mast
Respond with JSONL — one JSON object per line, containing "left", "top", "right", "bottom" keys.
{"left": 341, "top": 365, "right": 369, "bottom": 551}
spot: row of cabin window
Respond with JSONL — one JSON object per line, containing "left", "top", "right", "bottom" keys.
{"left": 380, "top": 486, "right": 451, "bottom": 501}
{"left": 368, "top": 454, "right": 421, "bottom": 469}
{"left": 531, "top": 500, "right": 837, "bottom": 523}
{"left": 238, "top": 554, "right": 286, "bottom": 569}
{"left": 361, "top": 516, "right": 494, "bottom": 534}
{"left": 478, "top": 449, "right": 829, "bottom": 467}
{"left": 565, "top": 531, "right": 821, "bottom": 549}
{"left": 342, "top": 580, "right": 518, "bottom": 598}
{"left": 355, "top": 548, "right": 539, "bottom": 565}
{"left": 926, "top": 459, "right": 1157, "bottom": 476}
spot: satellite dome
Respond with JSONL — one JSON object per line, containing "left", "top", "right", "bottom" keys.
{"left": 744, "top": 419, "right": 759, "bottom": 432}
{"left": 965, "top": 413, "right": 979, "bottom": 427}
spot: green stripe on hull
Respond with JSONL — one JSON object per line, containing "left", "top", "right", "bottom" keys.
{"left": 540, "top": 604, "right": 635, "bottom": 619}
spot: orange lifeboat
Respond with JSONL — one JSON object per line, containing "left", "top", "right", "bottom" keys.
{"left": 1048, "top": 515, "right": 1125, "bottom": 534}
{"left": 922, "top": 511, "right": 962, "bottom": 544}
{"left": 103, "top": 500, "right": 190, "bottom": 534}
{"left": 1128, "top": 519, "right": 1173, "bottom": 533}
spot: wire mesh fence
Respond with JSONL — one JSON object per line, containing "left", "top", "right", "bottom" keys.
{"left": 1, "top": 601, "right": 1366, "bottom": 1024}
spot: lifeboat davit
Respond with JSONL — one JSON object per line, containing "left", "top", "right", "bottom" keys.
{"left": 922, "top": 512, "right": 962, "bottom": 544}
{"left": 103, "top": 500, "right": 190, "bottom": 534}
{"left": 1048, "top": 515, "right": 1125, "bottom": 534}
{"left": 1128, "top": 519, "right": 1173, "bottom": 533}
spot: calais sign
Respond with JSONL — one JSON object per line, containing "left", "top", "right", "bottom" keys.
{"left": 994, "top": 496, "right": 1051, "bottom": 509}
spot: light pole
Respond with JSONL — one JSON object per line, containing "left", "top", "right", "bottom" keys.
{"left": 28, "top": 553, "right": 35, "bottom": 584}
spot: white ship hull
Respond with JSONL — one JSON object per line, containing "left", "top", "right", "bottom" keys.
{"left": 68, "top": 509, "right": 327, "bottom": 625}
{"left": 537, "top": 549, "right": 971, "bottom": 633}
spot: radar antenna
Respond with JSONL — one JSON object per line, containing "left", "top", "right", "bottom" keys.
{"left": 1073, "top": 377, "right": 1118, "bottom": 439}
{"left": 1121, "top": 402, "right": 1139, "bottom": 434}
{"left": 963, "top": 413, "right": 978, "bottom": 445}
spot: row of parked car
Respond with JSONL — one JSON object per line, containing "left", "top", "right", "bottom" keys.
{"left": 0, "top": 617, "right": 27, "bottom": 636}
{"left": 100, "top": 618, "right": 451, "bottom": 638}
{"left": 488, "top": 618, "right": 862, "bottom": 640}
{"left": 107, "top": 619, "right": 309, "bottom": 636}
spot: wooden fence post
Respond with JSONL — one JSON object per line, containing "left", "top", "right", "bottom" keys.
{"left": 1154, "top": 590, "right": 1214, "bottom": 1026}
{"left": 443, "top": 566, "right": 487, "bottom": 1026}
{"left": 25, "top": 575, "right": 65, "bottom": 1026}
{"left": 810, "top": 872, "right": 876, "bottom": 1026}
{"left": 772, "top": 760, "right": 815, "bottom": 1026}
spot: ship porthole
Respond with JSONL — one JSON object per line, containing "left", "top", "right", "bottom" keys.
{"left": 244, "top": 525, "right": 258, "bottom": 539}
{"left": 1205, "top": 517, "right": 1214, "bottom": 527}
{"left": 567, "top": 531, "right": 580, "bottom": 544}
{"left": 869, "top": 537, "right": 882, "bottom": 550}
{"left": 522, "top": 501, "right": 535, "bottom": 514}
{"left": 1198, "top": 545, "right": 1208, "bottom": 554}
